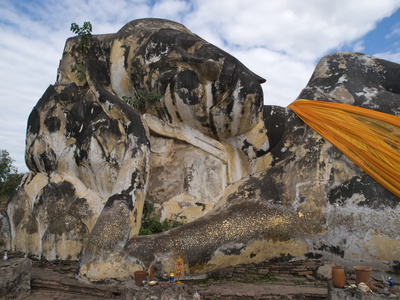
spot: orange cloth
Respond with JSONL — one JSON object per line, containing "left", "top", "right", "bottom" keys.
{"left": 288, "top": 99, "right": 400, "bottom": 198}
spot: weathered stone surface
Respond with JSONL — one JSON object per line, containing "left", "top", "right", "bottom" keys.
{"left": 0, "top": 213, "right": 10, "bottom": 250}
{"left": 7, "top": 81, "right": 149, "bottom": 264}
{"left": 316, "top": 264, "right": 335, "bottom": 280}
{"left": 148, "top": 137, "right": 226, "bottom": 222}
{"left": 1, "top": 18, "right": 399, "bottom": 283}
{"left": 124, "top": 52, "right": 400, "bottom": 276}
{"left": 0, "top": 258, "right": 32, "bottom": 300}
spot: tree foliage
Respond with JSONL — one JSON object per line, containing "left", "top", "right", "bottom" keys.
{"left": 122, "top": 90, "right": 161, "bottom": 113}
{"left": 70, "top": 21, "right": 92, "bottom": 81}
{"left": 0, "top": 150, "right": 23, "bottom": 198}
{"left": 70, "top": 21, "right": 92, "bottom": 54}
{"left": 139, "top": 201, "right": 185, "bottom": 235}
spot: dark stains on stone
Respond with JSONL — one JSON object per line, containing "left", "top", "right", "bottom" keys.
{"left": 298, "top": 196, "right": 307, "bottom": 204}
{"left": 12, "top": 207, "right": 25, "bottom": 228}
{"left": 131, "top": 169, "right": 142, "bottom": 191}
{"left": 267, "top": 254, "right": 294, "bottom": 263}
{"left": 85, "top": 58, "right": 149, "bottom": 151}
{"left": 328, "top": 174, "right": 399, "bottom": 209}
{"left": 67, "top": 100, "right": 102, "bottom": 145}
{"left": 58, "top": 181, "right": 76, "bottom": 199}
{"left": 144, "top": 30, "right": 174, "bottom": 62}
{"left": 241, "top": 140, "right": 266, "bottom": 159}
{"left": 267, "top": 109, "right": 306, "bottom": 167}
{"left": 379, "top": 60, "right": 400, "bottom": 94}
{"left": 219, "top": 245, "right": 245, "bottom": 256}
{"left": 74, "top": 148, "right": 88, "bottom": 167}
{"left": 27, "top": 107, "right": 40, "bottom": 136}
{"left": 44, "top": 116, "right": 61, "bottom": 133}
{"left": 176, "top": 70, "right": 200, "bottom": 105}
{"left": 103, "top": 170, "right": 141, "bottom": 212}
{"left": 68, "top": 197, "right": 92, "bottom": 220}
{"left": 34, "top": 85, "right": 58, "bottom": 110}
{"left": 122, "top": 45, "right": 130, "bottom": 69}
{"left": 389, "top": 260, "right": 400, "bottom": 274}
{"left": 105, "top": 193, "right": 134, "bottom": 211}
{"left": 228, "top": 169, "right": 282, "bottom": 205}
{"left": 39, "top": 149, "right": 57, "bottom": 172}
{"left": 318, "top": 244, "right": 344, "bottom": 258}
{"left": 59, "top": 83, "right": 80, "bottom": 103}
{"left": 305, "top": 252, "right": 323, "bottom": 259}
{"left": 24, "top": 215, "right": 38, "bottom": 234}
{"left": 31, "top": 181, "right": 80, "bottom": 237}
{"left": 195, "top": 202, "right": 206, "bottom": 211}
{"left": 183, "top": 171, "right": 193, "bottom": 190}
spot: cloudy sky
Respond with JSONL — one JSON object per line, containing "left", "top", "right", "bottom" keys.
{"left": 1, "top": 0, "right": 400, "bottom": 173}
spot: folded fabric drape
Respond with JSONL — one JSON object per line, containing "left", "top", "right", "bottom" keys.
{"left": 288, "top": 99, "right": 400, "bottom": 198}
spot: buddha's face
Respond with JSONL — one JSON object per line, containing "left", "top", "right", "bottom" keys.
{"left": 110, "top": 19, "right": 264, "bottom": 139}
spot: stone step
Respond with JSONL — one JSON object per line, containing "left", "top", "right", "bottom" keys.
{"left": 185, "top": 282, "right": 328, "bottom": 300}
{"left": 31, "top": 278, "right": 121, "bottom": 298}
{"left": 28, "top": 261, "right": 122, "bottom": 299}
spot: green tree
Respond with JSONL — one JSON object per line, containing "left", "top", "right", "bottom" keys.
{"left": 0, "top": 150, "right": 23, "bottom": 197}
{"left": 70, "top": 21, "right": 92, "bottom": 81}
{"left": 70, "top": 21, "right": 92, "bottom": 54}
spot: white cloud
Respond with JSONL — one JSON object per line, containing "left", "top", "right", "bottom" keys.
{"left": 373, "top": 51, "right": 400, "bottom": 64}
{"left": 150, "top": 0, "right": 192, "bottom": 19}
{"left": 228, "top": 47, "right": 314, "bottom": 105}
{"left": 0, "top": 0, "right": 400, "bottom": 172}
{"left": 386, "top": 21, "right": 400, "bottom": 39}
{"left": 183, "top": 0, "right": 399, "bottom": 61}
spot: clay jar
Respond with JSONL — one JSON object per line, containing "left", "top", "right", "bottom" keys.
{"left": 353, "top": 266, "right": 373, "bottom": 288}
{"left": 134, "top": 270, "right": 148, "bottom": 286}
{"left": 332, "top": 266, "right": 346, "bottom": 288}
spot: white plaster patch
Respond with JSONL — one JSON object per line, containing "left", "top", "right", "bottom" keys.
{"left": 357, "top": 54, "right": 374, "bottom": 67}
{"left": 104, "top": 100, "right": 114, "bottom": 112}
{"left": 225, "top": 134, "right": 246, "bottom": 151}
{"left": 145, "top": 42, "right": 170, "bottom": 64}
{"left": 205, "top": 81, "right": 213, "bottom": 114}
{"left": 293, "top": 181, "right": 312, "bottom": 209}
{"left": 343, "top": 192, "right": 366, "bottom": 206}
{"left": 110, "top": 39, "right": 132, "bottom": 98}
{"left": 214, "top": 242, "right": 246, "bottom": 257}
{"left": 150, "top": 136, "right": 174, "bottom": 153}
{"left": 337, "top": 74, "right": 348, "bottom": 84}
{"left": 260, "top": 139, "right": 269, "bottom": 152}
{"left": 355, "top": 87, "right": 379, "bottom": 106}
{"left": 230, "top": 79, "right": 244, "bottom": 136}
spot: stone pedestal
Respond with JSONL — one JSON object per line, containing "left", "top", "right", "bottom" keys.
{"left": 121, "top": 281, "right": 189, "bottom": 300}
{"left": 0, "top": 258, "right": 31, "bottom": 300}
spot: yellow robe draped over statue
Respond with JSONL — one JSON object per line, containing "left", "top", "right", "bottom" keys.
{"left": 288, "top": 99, "right": 400, "bottom": 198}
